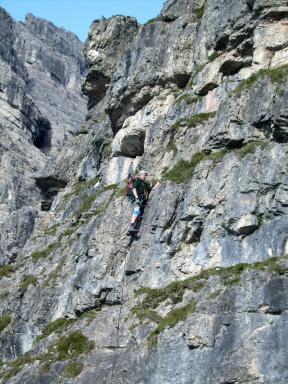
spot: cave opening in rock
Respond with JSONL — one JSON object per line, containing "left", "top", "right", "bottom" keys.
{"left": 33, "top": 118, "right": 52, "bottom": 153}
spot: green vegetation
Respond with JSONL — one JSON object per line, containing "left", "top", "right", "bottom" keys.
{"left": 144, "top": 17, "right": 157, "bottom": 26}
{"left": 46, "top": 257, "right": 66, "bottom": 288}
{"left": 186, "top": 63, "right": 207, "bottom": 88}
{"left": 37, "top": 318, "right": 75, "bottom": 341}
{"left": 164, "top": 150, "right": 227, "bottom": 183}
{"left": 171, "top": 112, "right": 217, "bottom": 130}
{"left": 148, "top": 300, "right": 197, "bottom": 347}
{"left": 2, "top": 352, "right": 33, "bottom": 381}
{"left": 64, "top": 176, "right": 100, "bottom": 199}
{"left": 233, "top": 64, "right": 288, "bottom": 95}
{"left": 0, "top": 265, "right": 14, "bottom": 280}
{"left": 237, "top": 141, "right": 268, "bottom": 158}
{"left": 74, "top": 194, "right": 96, "bottom": 217}
{"left": 0, "top": 314, "right": 11, "bottom": 333}
{"left": 78, "top": 309, "right": 100, "bottom": 324}
{"left": 164, "top": 141, "right": 268, "bottom": 184}
{"left": 208, "top": 290, "right": 222, "bottom": 300}
{"left": 135, "top": 257, "right": 284, "bottom": 309}
{"left": 57, "top": 331, "right": 95, "bottom": 360}
{"left": 104, "top": 184, "right": 117, "bottom": 191}
{"left": 102, "top": 143, "right": 111, "bottom": 159}
{"left": 31, "top": 242, "right": 59, "bottom": 262}
{"left": 132, "top": 256, "right": 286, "bottom": 347}
{"left": 175, "top": 94, "right": 201, "bottom": 105}
{"left": 43, "top": 223, "right": 61, "bottom": 236}
{"left": 115, "top": 184, "right": 128, "bottom": 198}
{"left": 20, "top": 275, "right": 37, "bottom": 291}
{"left": 209, "top": 51, "right": 222, "bottom": 62}
{"left": 63, "top": 362, "right": 84, "bottom": 378}
{"left": 195, "top": 2, "right": 206, "bottom": 21}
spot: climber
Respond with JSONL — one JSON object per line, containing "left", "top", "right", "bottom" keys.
{"left": 126, "top": 170, "right": 155, "bottom": 235}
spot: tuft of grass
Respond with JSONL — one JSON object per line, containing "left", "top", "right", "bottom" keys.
{"left": 104, "top": 184, "right": 117, "bottom": 191}
{"left": 135, "top": 257, "right": 285, "bottom": 311}
{"left": 233, "top": 64, "right": 288, "bottom": 95}
{"left": 164, "top": 141, "right": 267, "bottom": 184}
{"left": 0, "top": 314, "right": 11, "bottom": 333}
{"left": 175, "top": 94, "right": 201, "bottom": 105}
{"left": 237, "top": 141, "right": 268, "bottom": 158}
{"left": 171, "top": 112, "right": 216, "bottom": 130}
{"left": 102, "top": 144, "right": 111, "bottom": 160}
{"left": 31, "top": 242, "right": 59, "bottom": 262}
{"left": 144, "top": 17, "right": 157, "bottom": 26}
{"left": 186, "top": 63, "right": 207, "bottom": 88}
{"left": 63, "top": 361, "right": 84, "bottom": 378}
{"left": 148, "top": 300, "right": 197, "bottom": 348}
{"left": 131, "top": 307, "right": 161, "bottom": 324}
{"left": 74, "top": 194, "right": 96, "bottom": 217}
{"left": 0, "top": 265, "right": 14, "bottom": 280}
{"left": 64, "top": 176, "right": 100, "bottom": 199}
{"left": 209, "top": 51, "right": 222, "bottom": 62}
{"left": 195, "top": 3, "right": 206, "bottom": 21}
{"left": 2, "top": 353, "right": 33, "bottom": 381}
{"left": 164, "top": 149, "right": 227, "bottom": 183}
{"left": 20, "top": 275, "right": 37, "bottom": 291}
{"left": 208, "top": 290, "right": 222, "bottom": 300}
{"left": 115, "top": 185, "right": 128, "bottom": 199}
{"left": 37, "top": 318, "right": 75, "bottom": 341}
{"left": 46, "top": 257, "right": 66, "bottom": 288}
{"left": 56, "top": 331, "right": 95, "bottom": 360}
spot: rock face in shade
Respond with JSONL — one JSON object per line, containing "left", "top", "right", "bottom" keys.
{"left": 1, "top": 1, "right": 288, "bottom": 383}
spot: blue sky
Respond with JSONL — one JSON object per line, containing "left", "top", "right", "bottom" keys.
{"left": 0, "top": 0, "right": 165, "bottom": 41}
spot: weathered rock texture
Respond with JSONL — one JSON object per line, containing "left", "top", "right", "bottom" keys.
{"left": 1, "top": 1, "right": 288, "bottom": 383}
{"left": 0, "top": 8, "right": 87, "bottom": 265}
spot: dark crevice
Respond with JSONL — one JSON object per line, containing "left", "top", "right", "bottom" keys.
{"left": 33, "top": 117, "right": 52, "bottom": 154}
{"left": 35, "top": 176, "right": 67, "bottom": 211}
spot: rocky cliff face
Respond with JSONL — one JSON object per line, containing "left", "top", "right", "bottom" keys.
{"left": 0, "top": 8, "right": 87, "bottom": 265}
{"left": 1, "top": 1, "right": 288, "bottom": 383}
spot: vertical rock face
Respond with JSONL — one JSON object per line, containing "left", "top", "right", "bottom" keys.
{"left": 0, "top": 7, "right": 87, "bottom": 264}
{"left": 1, "top": 1, "right": 288, "bottom": 383}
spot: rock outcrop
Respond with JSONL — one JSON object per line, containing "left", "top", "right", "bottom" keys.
{"left": 1, "top": 1, "right": 288, "bottom": 383}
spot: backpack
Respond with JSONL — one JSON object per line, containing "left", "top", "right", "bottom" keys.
{"left": 127, "top": 174, "right": 136, "bottom": 202}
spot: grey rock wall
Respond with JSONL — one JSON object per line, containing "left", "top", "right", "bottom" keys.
{"left": 1, "top": 0, "right": 288, "bottom": 383}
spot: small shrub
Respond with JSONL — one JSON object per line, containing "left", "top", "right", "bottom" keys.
{"left": 63, "top": 361, "right": 84, "bottom": 378}
{"left": 0, "top": 314, "right": 11, "bottom": 332}
{"left": 20, "top": 275, "right": 37, "bottom": 291}
{"left": 31, "top": 242, "right": 59, "bottom": 262}
{"left": 57, "top": 331, "right": 95, "bottom": 360}
{"left": 0, "top": 265, "right": 14, "bottom": 280}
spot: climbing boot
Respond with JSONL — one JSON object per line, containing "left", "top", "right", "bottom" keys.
{"left": 126, "top": 224, "right": 139, "bottom": 235}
